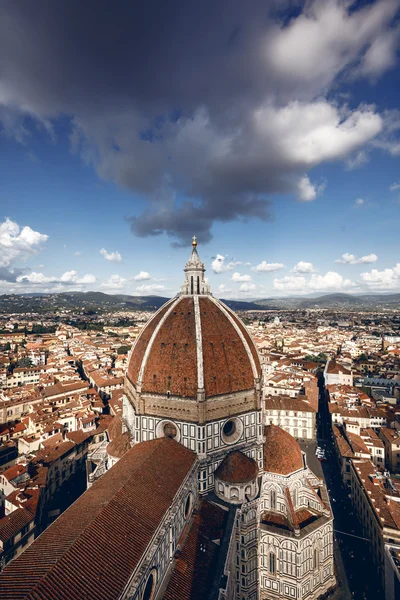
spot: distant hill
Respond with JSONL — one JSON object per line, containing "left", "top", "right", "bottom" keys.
{"left": 299, "top": 293, "right": 361, "bottom": 308}
{"left": 1, "top": 291, "right": 400, "bottom": 314}
{"left": 219, "top": 299, "right": 263, "bottom": 311}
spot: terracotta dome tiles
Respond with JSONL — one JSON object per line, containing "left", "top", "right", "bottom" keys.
{"left": 127, "top": 299, "right": 174, "bottom": 385}
{"left": 226, "top": 306, "right": 262, "bottom": 377}
{"left": 263, "top": 425, "right": 304, "bottom": 476}
{"left": 199, "top": 297, "right": 254, "bottom": 397}
{"left": 142, "top": 297, "right": 198, "bottom": 397}
{"left": 215, "top": 450, "right": 259, "bottom": 484}
{"left": 127, "top": 294, "right": 261, "bottom": 400}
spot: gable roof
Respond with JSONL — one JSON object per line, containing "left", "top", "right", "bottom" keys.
{"left": 0, "top": 437, "right": 196, "bottom": 600}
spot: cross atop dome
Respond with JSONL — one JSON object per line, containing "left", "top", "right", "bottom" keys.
{"left": 181, "top": 236, "right": 211, "bottom": 296}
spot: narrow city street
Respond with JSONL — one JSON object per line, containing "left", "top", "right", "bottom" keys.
{"left": 314, "top": 382, "right": 384, "bottom": 600}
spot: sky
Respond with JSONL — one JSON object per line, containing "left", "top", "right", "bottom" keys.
{"left": 0, "top": 0, "right": 400, "bottom": 299}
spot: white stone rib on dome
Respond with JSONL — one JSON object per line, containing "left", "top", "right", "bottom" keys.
{"left": 193, "top": 295, "right": 204, "bottom": 391}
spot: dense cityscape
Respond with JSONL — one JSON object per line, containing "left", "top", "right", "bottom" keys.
{"left": 1, "top": 279, "right": 400, "bottom": 598}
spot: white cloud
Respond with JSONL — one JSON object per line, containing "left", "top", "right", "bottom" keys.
{"left": 360, "top": 264, "right": 400, "bottom": 290}
{"left": 100, "top": 248, "right": 122, "bottom": 263}
{"left": 17, "top": 272, "right": 55, "bottom": 284}
{"left": 218, "top": 284, "right": 232, "bottom": 294}
{"left": 17, "top": 270, "right": 96, "bottom": 285}
{"left": 239, "top": 282, "right": 256, "bottom": 292}
{"left": 134, "top": 283, "right": 168, "bottom": 294}
{"left": 390, "top": 182, "right": 400, "bottom": 191}
{"left": 357, "top": 25, "right": 400, "bottom": 78}
{"left": 346, "top": 150, "right": 369, "bottom": 170}
{"left": 355, "top": 198, "right": 365, "bottom": 207}
{"left": 59, "top": 270, "right": 96, "bottom": 284}
{"left": 274, "top": 271, "right": 355, "bottom": 293}
{"left": 292, "top": 261, "right": 316, "bottom": 274}
{"left": 232, "top": 272, "right": 252, "bottom": 282}
{"left": 265, "top": 0, "right": 400, "bottom": 94}
{"left": 211, "top": 254, "right": 245, "bottom": 273}
{"left": 0, "top": 217, "right": 48, "bottom": 267}
{"left": 252, "top": 261, "right": 285, "bottom": 273}
{"left": 335, "top": 253, "right": 377, "bottom": 265}
{"left": 254, "top": 101, "right": 383, "bottom": 168}
{"left": 74, "top": 251, "right": 82, "bottom": 256}
{"left": 100, "top": 274, "right": 127, "bottom": 290}
{"left": 133, "top": 271, "right": 151, "bottom": 281}
{"left": 297, "top": 175, "right": 324, "bottom": 202}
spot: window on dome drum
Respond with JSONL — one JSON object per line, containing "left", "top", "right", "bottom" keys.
{"left": 223, "top": 420, "right": 236, "bottom": 437}
{"left": 142, "top": 568, "right": 157, "bottom": 600}
{"left": 270, "top": 490, "right": 276, "bottom": 510}
{"left": 163, "top": 422, "right": 177, "bottom": 438}
{"left": 222, "top": 417, "right": 243, "bottom": 444}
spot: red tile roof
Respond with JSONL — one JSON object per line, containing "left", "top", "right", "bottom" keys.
{"left": 263, "top": 425, "right": 304, "bottom": 475}
{"left": 0, "top": 437, "right": 196, "bottom": 600}
{"left": 0, "top": 508, "right": 33, "bottom": 543}
{"left": 163, "top": 500, "right": 227, "bottom": 600}
{"left": 265, "top": 395, "right": 316, "bottom": 413}
{"left": 215, "top": 450, "right": 259, "bottom": 484}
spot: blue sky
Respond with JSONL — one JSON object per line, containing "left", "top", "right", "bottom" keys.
{"left": 0, "top": 0, "right": 400, "bottom": 298}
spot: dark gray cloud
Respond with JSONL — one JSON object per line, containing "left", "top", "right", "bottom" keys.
{"left": 0, "top": 0, "right": 399, "bottom": 244}
{"left": 0, "top": 267, "right": 29, "bottom": 282}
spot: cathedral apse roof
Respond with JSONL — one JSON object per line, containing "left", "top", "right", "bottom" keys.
{"left": 263, "top": 425, "right": 304, "bottom": 476}
{"left": 215, "top": 450, "right": 259, "bottom": 484}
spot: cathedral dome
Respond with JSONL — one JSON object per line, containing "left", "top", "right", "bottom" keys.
{"left": 126, "top": 240, "right": 261, "bottom": 400}
{"left": 127, "top": 294, "right": 261, "bottom": 398}
{"left": 263, "top": 425, "right": 304, "bottom": 476}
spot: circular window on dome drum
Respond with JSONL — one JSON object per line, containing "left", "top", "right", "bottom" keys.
{"left": 221, "top": 417, "right": 243, "bottom": 445}
{"left": 184, "top": 492, "right": 193, "bottom": 519}
{"left": 142, "top": 568, "right": 157, "bottom": 600}
{"left": 223, "top": 420, "right": 235, "bottom": 437}
{"left": 163, "top": 422, "right": 177, "bottom": 439}
{"left": 156, "top": 420, "right": 181, "bottom": 442}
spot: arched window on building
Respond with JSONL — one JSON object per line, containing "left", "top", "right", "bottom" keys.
{"left": 191, "top": 276, "right": 194, "bottom": 295}
{"left": 197, "top": 276, "right": 200, "bottom": 294}
{"left": 231, "top": 487, "right": 239, "bottom": 500}
{"left": 271, "top": 490, "right": 276, "bottom": 510}
{"left": 314, "top": 549, "right": 319, "bottom": 570}
{"left": 269, "top": 552, "right": 276, "bottom": 575}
